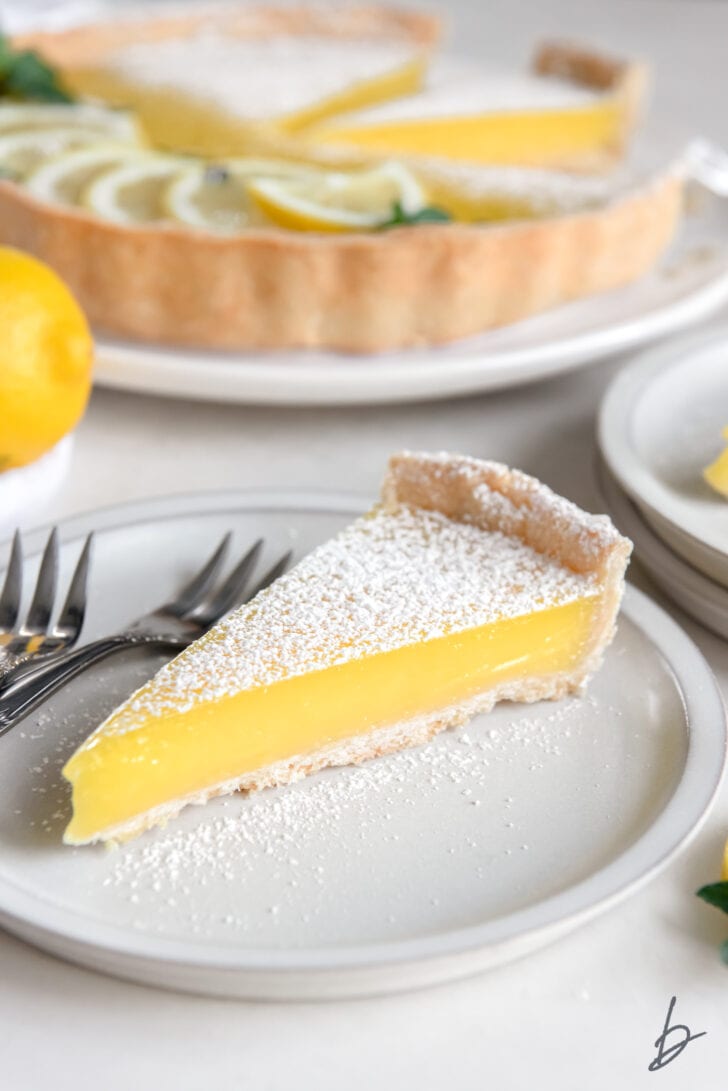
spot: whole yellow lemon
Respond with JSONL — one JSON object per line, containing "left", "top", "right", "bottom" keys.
{"left": 0, "top": 246, "right": 93, "bottom": 471}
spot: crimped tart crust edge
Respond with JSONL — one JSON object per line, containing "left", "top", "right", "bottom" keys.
{"left": 0, "top": 165, "right": 682, "bottom": 353}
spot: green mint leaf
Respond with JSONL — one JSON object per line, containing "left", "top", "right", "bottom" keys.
{"left": 380, "top": 200, "right": 452, "bottom": 229}
{"left": 696, "top": 881, "right": 728, "bottom": 914}
{"left": 720, "top": 939, "right": 728, "bottom": 965}
{"left": 6, "top": 49, "right": 74, "bottom": 103}
{"left": 0, "top": 34, "right": 15, "bottom": 83}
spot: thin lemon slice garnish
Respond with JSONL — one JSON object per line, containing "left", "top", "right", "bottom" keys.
{"left": 0, "top": 126, "right": 137, "bottom": 179}
{"left": 703, "top": 428, "right": 728, "bottom": 499}
{"left": 0, "top": 103, "right": 143, "bottom": 141}
{"left": 81, "top": 156, "right": 190, "bottom": 224}
{"left": 247, "top": 160, "right": 425, "bottom": 232}
{"left": 162, "top": 159, "right": 321, "bottom": 232}
{"left": 25, "top": 143, "right": 151, "bottom": 206}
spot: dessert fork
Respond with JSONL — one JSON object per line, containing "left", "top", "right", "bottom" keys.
{"left": 0, "top": 528, "right": 93, "bottom": 680}
{"left": 0, "top": 533, "right": 292, "bottom": 736}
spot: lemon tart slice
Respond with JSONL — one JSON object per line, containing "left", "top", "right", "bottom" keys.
{"left": 301, "top": 44, "right": 647, "bottom": 171}
{"left": 19, "top": 6, "right": 440, "bottom": 158}
{"left": 63, "top": 451, "right": 631, "bottom": 846}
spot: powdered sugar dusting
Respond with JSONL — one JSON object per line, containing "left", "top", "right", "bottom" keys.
{"left": 325, "top": 55, "right": 599, "bottom": 126}
{"left": 419, "top": 160, "right": 627, "bottom": 212}
{"left": 106, "top": 33, "right": 418, "bottom": 121}
{"left": 96, "top": 503, "right": 598, "bottom": 733}
{"left": 386, "top": 450, "right": 627, "bottom": 572}
{"left": 70, "top": 451, "right": 629, "bottom": 746}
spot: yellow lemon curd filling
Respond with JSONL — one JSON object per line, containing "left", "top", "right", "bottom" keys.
{"left": 307, "top": 97, "right": 627, "bottom": 168}
{"left": 703, "top": 427, "right": 728, "bottom": 498}
{"left": 63, "top": 595, "right": 599, "bottom": 844}
{"left": 63, "top": 41, "right": 429, "bottom": 158}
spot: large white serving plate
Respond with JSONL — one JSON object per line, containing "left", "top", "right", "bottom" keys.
{"left": 0, "top": 490, "right": 724, "bottom": 1000}
{"left": 94, "top": 191, "right": 728, "bottom": 407}
{"left": 599, "top": 324, "right": 728, "bottom": 586}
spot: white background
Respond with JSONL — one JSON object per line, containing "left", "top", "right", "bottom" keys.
{"left": 2, "top": 1, "right": 728, "bottom": 1087}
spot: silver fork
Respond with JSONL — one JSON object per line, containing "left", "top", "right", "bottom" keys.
{"left": 0, "top": 528, "right": 93, "bottom": 680}
{"left": 0, "top": 534, "right": 292, "bottom": 736}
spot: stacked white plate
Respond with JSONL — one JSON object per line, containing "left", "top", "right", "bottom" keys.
{"left": 598, "top": 324, "right": 728, "bottom": 639}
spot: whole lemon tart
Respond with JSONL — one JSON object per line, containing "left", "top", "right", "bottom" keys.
{"left": 0, "top": 6, "right": 683, "bottom": 353}
{"left": 63, "top": 451, "right": 631, "bottom": 846}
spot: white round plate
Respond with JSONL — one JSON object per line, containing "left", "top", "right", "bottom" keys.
{"left": 599, "top": 323, "right": 728, "bottom": 587}
{"left": 596, "top": 456, "right": 728, "bottom": 641}
{"left": 0, "top": 490, "right": 724, "bottom": 1000}
{"left": 94, "top": 191, "right": 728, "bottom": 407}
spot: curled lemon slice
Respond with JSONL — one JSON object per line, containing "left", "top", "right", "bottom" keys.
{"left": 703, "top": 428, "right": 728, "bottom": 499}
{"left": 0, "top": 126, "right": 135, "bottom": 179}
{"left": 81, "top": 156, "right": 190, "bottom": 224}
{"left": 247, "top": 160, "right": 425, "bottom": 232}
{"left": 25, "top": 143, "right": 151, "bottom": 206}
{"left": 0, "top": 103, "right": 143, "bottom": 141}
{"left": 162, "top": 159, "right": 320, "bottom": 232}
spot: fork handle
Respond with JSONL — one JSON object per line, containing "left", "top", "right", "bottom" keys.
{"left": 0, "top": 633, "right": 185, "bottom": 737}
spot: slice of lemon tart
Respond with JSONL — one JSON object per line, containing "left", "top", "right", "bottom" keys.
{"left": 19, "top": 6, "right": 440, "bottom": 158}
{"left": 63, "top": 452, "right": 631, "bottom": 846}
{"left": 304, "top": 44, "right": 647, "bottom": 171}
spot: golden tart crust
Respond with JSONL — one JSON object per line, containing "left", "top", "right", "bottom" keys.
{"left": 0, "top": 164, "right": 683, "bottom": 352}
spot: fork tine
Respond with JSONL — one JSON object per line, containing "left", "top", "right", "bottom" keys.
{"left": 189, "top": 538, "right": 264, "bottom": 623}
{"left": 0, "top": 530, "right": 23, "bottom": 632}
{"left": 243, "top": 549, "right": 293, "bottom": 602}
{"left": 24, "top": 528, "right": 59, "bottom": 634}
{"left": 164, "top": 532, "right": 231, "bottom": 617}
{"left": 54, "top": 532, "right": 93, "bottom": 641}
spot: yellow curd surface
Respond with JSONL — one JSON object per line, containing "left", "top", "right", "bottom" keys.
{"left": 307, "top": 98, "right": 626, "bottom": 168}
{"left": 64, "top": 595, "right": 598, "bottom": 844}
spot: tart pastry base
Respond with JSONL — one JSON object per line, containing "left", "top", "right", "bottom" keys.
{"left": 0, "top": 163, "right": 683, "bottom": 353}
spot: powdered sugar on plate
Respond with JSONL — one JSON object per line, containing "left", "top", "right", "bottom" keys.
{"left": 98, "top": 693, "right": 605, "bottom": 939}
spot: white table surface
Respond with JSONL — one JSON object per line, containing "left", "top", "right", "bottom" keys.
{"left": 3, "top": 1, "right": 728, "bottom": 1087}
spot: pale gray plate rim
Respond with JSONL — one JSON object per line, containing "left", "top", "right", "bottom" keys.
{"left": 598, "top": 323, "right": 728, "bottom": 564}
{"left": 595, "top": 455, "right": 728, "bottom": 641}
{"left": 0, "top": 488, "right": 725, "bottom": 983}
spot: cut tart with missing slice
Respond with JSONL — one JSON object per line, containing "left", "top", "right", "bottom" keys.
{"left": 1, "top": 8, "right": 676, "bottom": 352}
{"left": 63, "top": 451, "right": 632, "bottom": 846}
